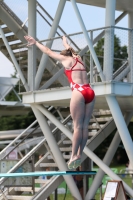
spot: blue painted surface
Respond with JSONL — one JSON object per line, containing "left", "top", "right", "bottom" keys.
{"left": 0, "top": 171, "right": 96, "bottom": 177}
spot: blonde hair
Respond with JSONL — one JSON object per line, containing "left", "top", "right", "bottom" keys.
{"left": 60, "top": 47, "right": 81, "bottom": 58}
{"left": 60, "top": 48, "right": 72, "bottom": 57}
{"left": 69, "top": 47, "right": 81, "bottom": 59}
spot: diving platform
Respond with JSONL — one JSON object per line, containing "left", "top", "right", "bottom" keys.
{"left": 1, "top": 0, "right": 133, "bottom": 199}
{"left": 21, "top": 81, "right": 133, "bottom": 111}
{"left": 0, "top": 101, "right": 30, "bottom": 116}
{"left": 75, "top": 0, "right": 133, "bottom": 12}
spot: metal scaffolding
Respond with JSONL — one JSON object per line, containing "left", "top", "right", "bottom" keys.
{"left": 0, "top": 0, "right": 133, "bottom": 199}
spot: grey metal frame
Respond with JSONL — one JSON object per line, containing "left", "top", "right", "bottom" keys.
{"left": 0, "top": 26, "right": 29, "bottom": 91}
{"left": 35, "top": 0, "right": 67, "bottom": 90}
{"left": 35, "top": 104, "right": 133, "bottom": 197}
{"left": 106, "top": 96, "right": 133, "bottom": 170}
{"left": 86, "top": 111, "right": 133, "bottom": 200}
{"left": 128, "top": 12, "right": 133, "bottom": 83}
{"left": 32, "top": 105, "right": 82, "bottom": 200}
{"left": 36, "top": 1, "right": 80, "bottom": 51}
{"left": 1, "top": 0, "right": 133, "bottom": 199}
{"left": 103, "top": 0, "right": 116, "bottom": 81}
{"left": 70, "top": 0, "right": 105, "bottom": 82}
{"left": 28, "top": 0, "right": 36, "bottom": 91}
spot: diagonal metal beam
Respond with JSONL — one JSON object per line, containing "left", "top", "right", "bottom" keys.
{"left": 36, "top": 104, "right": 133, "bottom": 197}
{"left": 32, "top": 105, "right": 82, "bottom": 200}
{"left": 40, "top": 11, "right": 128, "bottom": 88}
{"left": 0, "top": 2, "right": 27, "bottom": 42}
{"left": 106, "top": 96, "right": 133, "bottom": 172}
{"left": 34, "top": 118, "right": 116, "bottom": 200}
{"left": 40, "top": 68, "right": 64, "bottom": 89}
{"left": 0, "top": 2, "right": 68, "bottom": 89}
{"left": 35, "top": 0, "right": 67, "bottom": 90}
{"left": 79, "top": 11, "right": 127, "bottom": 57}
{"left": 37, "top": 9, "right": 63, "bottom": 37}
{"left": 0, "top": 26, "right": 29, "bottom": 91}
{"left": 86, "top": 111, "right": 133, "bottom": 200}
{"left": 113, "top": 61, "right": 128, "bottom": 79}
{"left": 36, "top": 2, "right": 80, "bottom": 51}
{"left": 70, "top": 0, "right": 105, "bottom": 81}
{"left": 114, "top": 65, "right": 130, "bottom": 81}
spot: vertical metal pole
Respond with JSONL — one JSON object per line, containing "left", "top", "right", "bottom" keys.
{"left": 54, "top": 189, "right": 57, "bottom": 200}
{"left": 106, "top": 96, "right": 133, "bottom": 169}
{"left": 0, "top": 26, "right": 29, "bottom": 91}
{"left": 86, "top": 111, "right": 133, "bottom": 200}
{"left": 132, "top": 174, "right": 133, "bottom": 189}
{"left": 32, "top": 156, "right": 35, "bottom": 195}
{"left": 70, "top": 0, "right": 105, "bottom": 82}
{"left": 83, "top": 174, "right": 88, "bottom": 199}
{"left": 28, "top": 0, "right": 36, "bottom": 91}
{"left": 90, "top": 31, "right": 93, "bottom": 83}
{"left": 32, "top": 105, "right": 82, "bottom": 200}
{"left": 103, "top": 0, "right": 116, "bottom": 81}
{"left": 35, "top": 0, "right": 67, "bottom": 90}
{"left": 35, "top": 104, "right": 133, "bottom": 196}
{"left": 79, "top": 11, "right": 127, "bottom": 58}
{"left": 100, "top": 184, "right": 102, "bottom": 200}
{"left": 128, "top": 12, "right": 133, "bottom": 83}
{"left": 82, "top": 158, "right": 90, "bottom": 199}
{"left": 0, "top": 188, "right": 8, "bottom": 200}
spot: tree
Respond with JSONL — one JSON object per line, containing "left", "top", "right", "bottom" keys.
{"left": 0, "top": 72, "right": 36, "bottom": 131}
{"left": 92, "top": 36, "right": 132, "bottom": 165}
{"left": 0, "top": 112, "right": 36, "bottom": 131}
{"left": 94, "top": 35, "right": 128, "bottom": 72}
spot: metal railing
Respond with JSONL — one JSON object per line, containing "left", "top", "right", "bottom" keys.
{"left": 19, "top": 25, "right": 131, "bottom": 87}
{"left": 0, "top": 1, "right": 27, "bottom": 32}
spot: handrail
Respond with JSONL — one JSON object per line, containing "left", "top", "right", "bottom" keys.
{"left": 0, "top": 120, "right": 37, "bottom": 159}
{"left": 0, "top": 106, "right": 53, "bottom": 159}
{"left": 0, "top": 113, "right": 72, "bottom": 185}
{"left": 0, "top": 1, "right": 27, "bottom": 32}
{"left": 36, "top": 1, "right": 80, "bottom": 51}
{"left": 113, "top": 61, "right": 128, "bottom": 79}
{"left": 1, "top": 125, "right": 39, "bottom": 160}
{"left": 19, "top": 25, "right": 132, "bottom": 47}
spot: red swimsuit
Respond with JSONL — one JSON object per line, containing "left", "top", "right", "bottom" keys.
{"left": 64, "top": 58, "right": 95, "bottom": 104}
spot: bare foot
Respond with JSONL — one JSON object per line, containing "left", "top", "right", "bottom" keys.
{"left": 68, "top": 156, "right": 81, "bottom": 169}
{"left": 70, "top": 155, "right": 79, "bottom": 162}
{"left": 77, "top": 155, "right": 81, "bottom": 159}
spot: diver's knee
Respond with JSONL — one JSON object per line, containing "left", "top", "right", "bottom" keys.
{"left": 82, "top": 126, "right": 88, "bottom": 130}
{"left": 74, "top": 125, "right": 83, "bottom": 130}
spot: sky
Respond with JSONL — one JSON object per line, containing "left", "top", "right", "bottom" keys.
{"left": 0, "top": 0, "right": 128, "bottom": 77}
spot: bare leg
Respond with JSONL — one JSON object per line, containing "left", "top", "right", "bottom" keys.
{"left": 70, "top": 90, "right": 85, "bottom": 161}
{"left": 77, "top": 98, "right": 95, "bottom": 158}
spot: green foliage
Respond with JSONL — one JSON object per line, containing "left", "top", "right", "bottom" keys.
{"left": 94, "top": 122, "right": 133, "bottom": 165}
{"left": 94, "top": 130, "right": 116, "bottom": 161}
{"left": 0, "top": 111, "right": 36, "bottom": 131}
{"left": 128, "top": 122, "right": 133, "bottom": 140}
{"left": 0, "top": 72, "right": 36, "bottom": 131}
{"left": 93, "top": 35, "right": 128, "bottom": 71}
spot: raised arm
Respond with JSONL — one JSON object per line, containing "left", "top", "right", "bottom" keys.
{"left": 24, "top": 35, "right": 66, "bottom": 62}
{"left": 62, "top": 36, "right": 81, "bottom": 60}
{"left": 62, "top": 36, "right": 71, "bottom": 50}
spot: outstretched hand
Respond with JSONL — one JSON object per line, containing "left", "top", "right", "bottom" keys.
{"left": 62, "top": 35, "right": 68, "bottom": 45}
{"left": 62, "top": 35, "right": 71, "bottom": 50}
{"left": 24, "top": 35, "right": 36, "bottom": 46}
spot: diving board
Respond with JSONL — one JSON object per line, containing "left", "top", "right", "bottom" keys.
{"left": 0, "top": 171, "right": 96, "bottom": 178}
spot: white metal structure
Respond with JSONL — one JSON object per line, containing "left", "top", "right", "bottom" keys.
{"left": 0, "top": 0, "right": 133, "bottom": 199}
{"left": 0, "top": 77, "right": 30, "bottom": 115}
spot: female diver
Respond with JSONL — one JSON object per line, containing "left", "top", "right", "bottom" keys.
{"left": 24, "top": 35, "right": 95, "bottom": 169}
